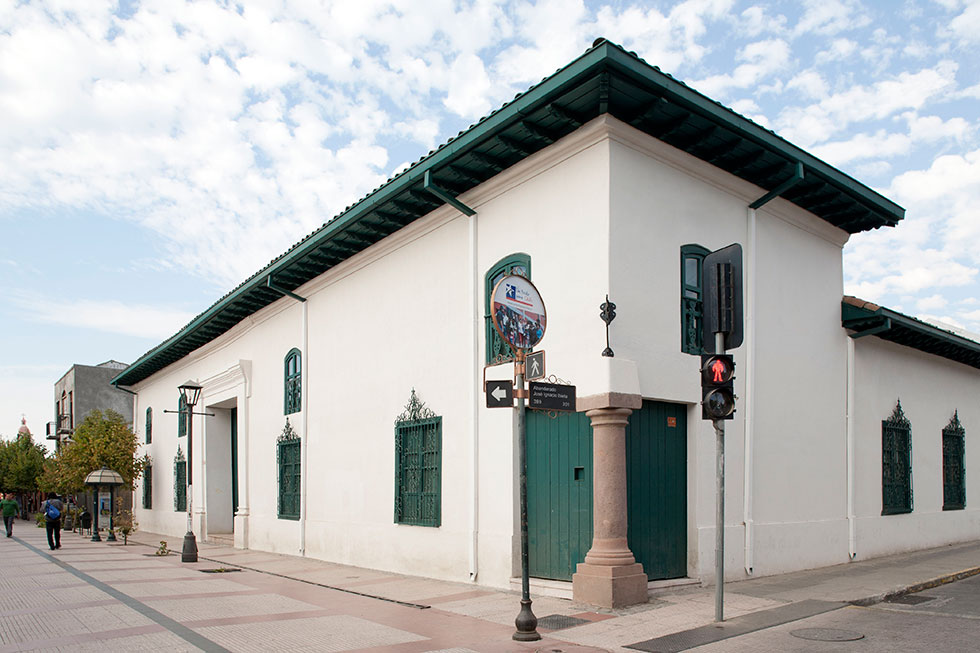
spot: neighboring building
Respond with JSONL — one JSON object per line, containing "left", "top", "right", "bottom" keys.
{"left": 49, "top": 360, "right": 133, "bottom": 448}
{"left": 111, "top": 41, "right": 979, "bottom": 608}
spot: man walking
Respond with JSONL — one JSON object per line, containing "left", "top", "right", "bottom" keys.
{"left": 41, "top": 492, "right": 64, "bottom": 550}
{"left": 1, "top": 493, "right": 18, "bottom": 538}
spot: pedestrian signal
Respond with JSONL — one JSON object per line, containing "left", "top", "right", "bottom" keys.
{"left": 700, "top": 354, "right": 735, "bottom": 420}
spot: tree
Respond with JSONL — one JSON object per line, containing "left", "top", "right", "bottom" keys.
{"left": 0, "top": 431, "right": 47, "bottom": 494}
{"left": 42, "top": 410, "right": 149, "bottom": 494}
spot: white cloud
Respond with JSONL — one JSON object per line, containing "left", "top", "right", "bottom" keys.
{"left": 814, "top": 38, "right": 857, "bottom": 64}
{"left": 13, "top": 295, "right": 196, "bottom": 340}
{"left": 691, "top": 38, "right": 791, "bottom": 97}
{"left": 739, "top": 5, "right": 787, "bottom": 37}
{"left": 794, "top": 0, "right": 870, "bottom": 36}
{"left": 811, "top": 130, "right": 911, "bottom": 165}
{"left": 786, "top": 69, "right": 829, "bottom": 99}
{"left": 948, "top": 0, "right": 980, "bottom": 43}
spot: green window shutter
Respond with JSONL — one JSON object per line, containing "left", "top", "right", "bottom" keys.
{"left": 680, "top": 244, "right": 710, "bottom": 355}
{"left": 277, "top": 420, "right": 301, "bottom": 519}
{"left": 485, "top": 253, "right": 530, "bottom": 365}
{"left": 284, "top": 349, "right": 302, "bottom": 415}
{"left": 882, "top": 400, "right": 913, "bottom": 515}
{"left": 174, "top": 449, "right": 187, "bottom": 512}
{"left": 394, "top": 391, "right": 441, "bottom": 527}
{"left": 145, "top": 407, "right": 152, "bottom": 444}
{"left": 178, "top": 395, "right": 187, "bottom": 438}
{"left": 143, "top": 465, "right": 152, "bottom": 509}
{"left": 943, "top": 411, "right": 966, "bottom": 510}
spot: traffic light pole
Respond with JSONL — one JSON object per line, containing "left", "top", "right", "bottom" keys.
{"left": 714, "top": 332, "right": 725, "bottom": 623}
{"left": 513, "top": 351, "right": 540, "bottom": 642}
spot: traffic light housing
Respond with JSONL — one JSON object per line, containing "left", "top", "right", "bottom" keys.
{"left": 701, "top": 354, "right": 735, "bottom": 420}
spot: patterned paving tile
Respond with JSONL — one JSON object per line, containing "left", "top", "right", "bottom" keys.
{"left": 0, "top": 605, "right": 153, "bottom": 645}
{"left": 199, "top": 614, "right": 428, "bottom": 652}
{"left": 146, "top": 592, "right": 321, "bottom": 621}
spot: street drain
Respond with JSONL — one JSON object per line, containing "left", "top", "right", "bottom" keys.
{"left": 886, "top": 594, "right": 936, "bottom": 605}
{"left": 536, "top": 614, "right": 590, "bottom": 630}
{"left": 791, "top": 628, "right": 864, "bottom": 642}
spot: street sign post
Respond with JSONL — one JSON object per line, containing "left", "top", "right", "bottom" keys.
{"left": 526, "top": 351, "right": 545, "bottom": 381}
{"left": 528, "top": 381, "right": 576, "bottom": 412}
{"left": 485, "top": 380, "right": 514, "bottom": 408}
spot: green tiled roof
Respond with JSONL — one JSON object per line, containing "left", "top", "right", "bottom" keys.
{"left": 842, "top": 296, "right": 980, "bottom": 370}
{"left": 113, "top": 39, "right": 906, "bottom": 387}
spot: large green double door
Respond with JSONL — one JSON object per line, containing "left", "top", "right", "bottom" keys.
{"left": 527, "top": 401, "right": 687, "bottom": 581}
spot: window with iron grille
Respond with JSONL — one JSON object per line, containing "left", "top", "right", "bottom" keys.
{"left": 882, "top": 400, "right": 912, "bottom": 515}
{"left": 277, "top": 420, "right": 301, "bottom": 520}
{"left": 284, "top": 348, "right": 302, "bottom": 415}
{"left": 681, "top": 244, "right": 710, "bottom": 355}
{"left": 943, "top": 411, "right": 965, "bottom": 511}
{"left": 143, "top": 464, "right": 152, "bottom": 509}
{"left": 394, "top": 390, "right": 441, "bottom": 527}
{"left": 174, "top": 449, "right": 186, "bottom": 512}
{"left": 145, "top": 407, "right": 152, "bottom": 444}
{"left": 178, "top": 394, "right": 187, "bottom": 438}
{"left": 485, "top": 253, "right": 530, "bottom": 365}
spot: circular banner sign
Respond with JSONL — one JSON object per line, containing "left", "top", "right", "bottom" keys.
{"left": 490, "top": 274, "right": 547, "bottom": 351}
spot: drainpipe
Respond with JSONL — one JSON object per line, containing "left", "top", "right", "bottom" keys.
{"left": 423, "top": 170, "right": 480, "bottom": 581}
{"left": 744, "top": 162, "right": 804, "bottom": 575}
{"left": 266, "top": 276, "right": 308, "bottom": 556}
{"left": 846, "top": 336, "right": 857, "bottom": 559}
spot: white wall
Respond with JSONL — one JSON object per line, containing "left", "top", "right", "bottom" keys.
{"left": 852, "top": 336, "right": 980, "bottom": 558}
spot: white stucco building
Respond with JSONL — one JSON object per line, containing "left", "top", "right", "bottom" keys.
{"left": 112, "top": 40, "right": 980, "bottom": 608}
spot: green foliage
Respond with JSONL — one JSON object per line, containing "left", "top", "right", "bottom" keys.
{"left": 0, "top": 430, "right": 48, "bottom": 493}
{"left": 40, "top": 410, "right": 150, "bottom": 494}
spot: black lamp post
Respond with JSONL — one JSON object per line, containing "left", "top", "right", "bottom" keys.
{"left": 85, "top": 467, "right": 123, "bottom": 543}
{"left": 178, "top": 380, "right": 202, "bottom": 563}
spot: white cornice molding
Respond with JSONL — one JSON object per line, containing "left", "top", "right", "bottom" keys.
{"left": 201, "top": 360, "right": 252, "bottom": 399}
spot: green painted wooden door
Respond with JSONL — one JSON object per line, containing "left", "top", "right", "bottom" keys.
{"left": 527, "top": 409, "right": 593, "bottom": 581}
{"left": 626, "top": 400, "right": 687, "bottom": 580}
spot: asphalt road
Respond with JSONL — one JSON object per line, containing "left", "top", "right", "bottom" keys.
{"left": 689, "top": 574, "right": 980, "bottom": 652}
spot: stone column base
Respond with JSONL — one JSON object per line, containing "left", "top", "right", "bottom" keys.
{"left": 572, "top": 562, "right": 648, "bottom": 608}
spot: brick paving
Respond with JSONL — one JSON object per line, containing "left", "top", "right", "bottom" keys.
{"left": 3, "top": 518, "right": 978, "bottom": 652}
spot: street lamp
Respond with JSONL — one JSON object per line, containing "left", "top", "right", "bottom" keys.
{"left": 85, "top": 467, "right": 124, "bottom": 543}
{"left": 178, "top": 380, "right": 202, "bottom": 563}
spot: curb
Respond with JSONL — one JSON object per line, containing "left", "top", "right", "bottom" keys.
{"left": 848, "top": 566, "right": 980, "bottom": 607}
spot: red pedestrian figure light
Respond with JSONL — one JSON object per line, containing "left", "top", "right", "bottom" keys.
{"left": 711, "top": 358, "right": 727, "bottom": 383}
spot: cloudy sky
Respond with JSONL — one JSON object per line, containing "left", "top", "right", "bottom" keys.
{"left": 2, "top": 0, "right": 978, "bottom": 441}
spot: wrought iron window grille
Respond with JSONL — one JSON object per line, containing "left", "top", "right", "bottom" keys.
{"left": 143, "top": 464, "right": 152, "bottom": 509}
{"left": 681, "top": 244, "right": 710, "bottom": 355}
{"left": 882, "top": 400, "right": 913, "bottom": 515}
{"left": 174, "top": 447, "right": 187, "bottom": 512}
{"left": 277, "top": 419, "right": 301, "bottom": 520}
{"left": 943, "top": 411, "right": 966, "bottom": 511}
{"left": 394, "top": 390, "right": 441, "bottom": 527}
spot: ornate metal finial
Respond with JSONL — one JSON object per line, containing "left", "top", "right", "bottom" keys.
{"left": 278, "top": 417, "right": 299, "bottom": 442}
{"left": 174, "top": 446, "right": 185, "bottom": 462}
{"left": 600, "top": 294, "right": 616, "bottom": 357}
{"left": 397, "top": 388, "right": 436, "bottom": 423}
{"left": 886, "top": 399, "right": 910, "bottom": 428}
{"left": 944, "top": 410, "right": 964, "bottom": 437}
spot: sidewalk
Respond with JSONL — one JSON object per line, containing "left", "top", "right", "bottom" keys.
{"left": 2, "top": 519, "right": 978, "bottom": 652}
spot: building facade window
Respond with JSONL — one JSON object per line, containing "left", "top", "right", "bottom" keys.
{"left": 174, "top": 449, "right": 186, "bottom": 512}
{"left": 943, "top": 411, "right": 966, "bottom": 511}
{"left": 143, "top": 464, "right": 153, "bottom": 509}
{"left": 394, "top": 390, "right": 441, "bottom": 527}
{"left": 145, "top": 407, "right": 152, "bottom": 444}
{"left": 485, "top": 253, "right": 531, "bottom": 365}
{"left": 277, "top": 420, "right": 301, "bottom": 520}
{"left": 284, "top": 348, "right": 302, "bottom": 415}
{"left": 680, "top": 244, "right": 710, "bottom": 355}
{"left": 882, "top": 400, "right": 913, "bottom": 515}
{"left": 178, "top": 394, "right": 187, "bottom": 438}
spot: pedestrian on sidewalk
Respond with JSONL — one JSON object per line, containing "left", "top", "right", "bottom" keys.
{"left": 2, "top": 492, "right": 19, "bottom": 538}
{"left": 41, "top": 492, "right": 64, "bottom": 550}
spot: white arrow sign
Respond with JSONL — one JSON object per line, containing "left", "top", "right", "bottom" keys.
{"left": 491, "top": 385, "right": 509, "bottom": 402}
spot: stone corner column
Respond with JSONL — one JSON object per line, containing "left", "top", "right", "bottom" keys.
{"left": 572, "top": 393, "right": 648, "bottom": 609}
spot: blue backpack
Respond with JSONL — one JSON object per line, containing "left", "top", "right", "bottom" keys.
{"left": 45, "top": 501, "right": 60, "bottom": 520}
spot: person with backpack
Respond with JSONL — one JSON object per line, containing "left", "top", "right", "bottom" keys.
{"left": 2, "top": 492, "right": 19, "bottom": 538}
{"left": 41, "top": 492, "right": 64, "bottom": 550}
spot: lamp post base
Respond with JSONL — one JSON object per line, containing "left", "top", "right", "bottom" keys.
{"left": 106, "top": 529, "right": 117, "bottom": 542}
{"left": 181, "top": 531, "right": 198, "bottom": 562}
{"left": 512, "top": 599, "right": 540, "bottom": 641}
{"left": 91, "top": 530, "right": 101, "bottom": 542}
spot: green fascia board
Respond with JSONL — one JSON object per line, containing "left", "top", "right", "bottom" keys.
{"left": 842, "top": 299, "right": 980, "bottom": 370}
{"left": 112, "top": 40, "right": 905, "bottom": 387}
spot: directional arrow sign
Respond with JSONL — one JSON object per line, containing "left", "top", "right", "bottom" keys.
{"left": 526, "top": 351, "right": 545, "bottom": 381}
{"left": 485, "top": 380, "right": 514, "bottom": 408}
